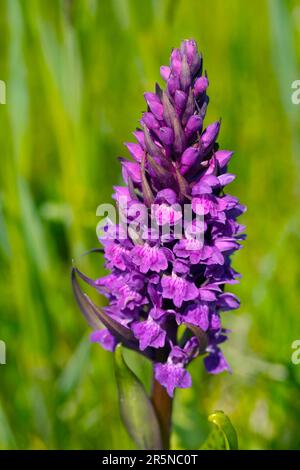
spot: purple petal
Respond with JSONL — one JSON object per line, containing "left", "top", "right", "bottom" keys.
{"left": 170, "top": 48, "right": 182, "bottom": 75}
{"left": 160, "top": 65, "right": 170, "bottom": 81}
{"left": 181, "top": 39, "right": 200, "bottom": 73}
{"left": 149, "top": 306, "right": 169, "bottom": 320}
{"left": 215, "top": 150, "right": 233, "bottom": 168}
{"left": 112, "top": 186, "right": 130, "bottom": 205}
{"left": 131, "top": 244, "right": 168, "bottom": 273}
{"left": 198, "top": 287, "right": 218, "bottom": 302}
{"left": 104, "top": 241, "right": 130, "bottom": 271}
{"left": 217, "top": 293, "right": 240, "bottom": 311}
{"left": 180, "top": 147, "right": 200, "bottom": 174}
{"left": 179, "top": 302, "right": 210, "bottom": 330}
{"left": 144, "top": 92, "right": 164, "bottom": 120}
{"left": 185, "top": 115, "right": 203, "bottom": 138}
{"left": 192, "top": 195, "right": 225, "bottom": 217}
{"left": 180, "top": 54, "right": 191, "bottom": 91}
{"left": 204, "top": 349, "right": 231, "bottom": 374}
{"left": 173, "top": 238, "right": 204, "bottom": 264}
{"left": 167, "top": 74, "right": 180, "bottom": 95}
{"left": 192, "top": 175, "right": 219, "bottom": 195}
{"left": 133, "top": 129, "right": 145, "bottom": 147}
{"left": 174, "top": 90, "right": 187, "bottom": 114}
{"left": 90, "top": 329, "right": 118, "bottom": 352}
{"left": 141, "top": 112, "right": 160, "bottom": 132}
{"left": 161, "top": 273, "right": 198, "bottom": 308}
{"left": 194, "top": 76, "right": 209, "bottom": 96}
{"left": 201, "top": 121, "right": 220, "bottom": 150}
{"left": 210, "top": 313, "right": 221, "bottom": 330}
{"left": 155, "top": 189, "right": 178, "bottom": 205}
{"left": 173, "top": 258, "right": 190, "bottom": 274}
{"left": 218, "top": 173, "right": 236, "bottom": 186}
{"left": 154, "top": 362, "right": 192, "bottom": 397}
{"left": 214, "top": 237, "right": 240, "bottom": 253}
{"left": 132, "top": 317, "right": 166, "bottom": 350}
{"left": 159, "top": 126, "right": 174, "bottom": 146}
{"left": 121, "top": 160, "right": 141, "bottom": 183}
{"left": 125, "top": 142, "right": 144, "bottom": 162}
{"left": 153, "top": 203, "right": 182, "bottom": 226}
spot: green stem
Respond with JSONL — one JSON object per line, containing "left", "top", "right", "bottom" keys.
{"left": 151, "top": 374, "right": 173, "bottom": 450}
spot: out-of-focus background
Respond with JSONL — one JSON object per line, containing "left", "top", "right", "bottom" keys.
{"left": 0, "top": 0, "right": 300, "bottom": 450}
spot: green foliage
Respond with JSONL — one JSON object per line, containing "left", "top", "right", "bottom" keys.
{"left": 114, "top": 345, "right": 162, "bottom": 450}
{"left": 0, "top": 0, "right": 300, "bottom": 450}
{"left": 200, "top": 411, "right": 238, "bottom": 450}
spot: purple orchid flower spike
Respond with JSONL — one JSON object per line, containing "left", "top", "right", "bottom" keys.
{"left": 72, "top": 39, "right": 246, "bottom": 450}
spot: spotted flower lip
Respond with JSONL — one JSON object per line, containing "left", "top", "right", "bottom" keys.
{"left": 74, "top": 39, "right": 246, "bottom": 397}
{"left": 161, "top": 273, "right": 199, "bottom": 308}
{"left": 132, "top": 316, "right": 166, "bottom": 351}
{"left": 131, "top": 244, "right": 168, "bottom": 274}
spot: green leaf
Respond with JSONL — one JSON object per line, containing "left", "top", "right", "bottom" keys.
{"left": 200, "top": 411, "right": 238, "bottom": 450}
{"left": 0, "top": 401, "right": 17, "bottom": 449}
{"left": 114, "top": 345, "right": 162, "bottom": 450}
{"left": 71, "top": 267, "right": 137, "bottom": 343}
{"left": 58, "top": 335, "right": 91, "bottom": 397}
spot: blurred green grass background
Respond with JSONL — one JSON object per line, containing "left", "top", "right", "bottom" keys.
{"left": 0, "top": 0, "right": 300, "bottom": 450}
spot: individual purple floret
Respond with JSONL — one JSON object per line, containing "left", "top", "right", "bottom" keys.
{"left": 74, "top": 39, "right": 246, "bottom": 397}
